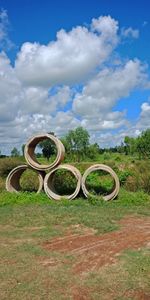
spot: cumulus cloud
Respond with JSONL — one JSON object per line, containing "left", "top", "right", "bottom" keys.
{"left": 121, "top": 27, "right": 139, "bottom": 39}
{"left": 0, "top": 14, "right": 150, "bottom": 153}
{"left": 73, "top": 59, "right": 147, "bottom": 118}
{"left": 0, "top": 9, "right": 14, "bottom": 50}
{"left": 0, "top": 52, "right": 72, "bottom": 120}
{"left": 137, "top": 99, "right": 150, "bottom": 129}
{"left": 0, "top": 52, "right": 21, "bottom": 121}
{"left": 15, "top": 16, "right": 119, "bottom": 87}
{"left": 91, "top": 15, "right": 119, "bottom": 44}
{"left": 21, "top": 85, "right": 71, "bottom": 115}
{"left": 81, "top": 111, "right": 128, "bottom": 132}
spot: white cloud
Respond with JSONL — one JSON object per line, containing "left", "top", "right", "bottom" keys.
{"left": 21, "top": 85, "right": 71, "bottom": 115}
{"left": 15, "top": 16, "right": 119, "bottom": 87}
{"left": 73, "top": 59, "right": 147, "bottom": 118}
{"left": 0, "top": 14, "right": 150, "bottom": 153}
{"left": 80, "top": 111, "right": 128, "bottom": 132}
{"left": 0, "top": 52, "right": 21, "bottom": 121}
{"left": 0, "top": 51, "right": 72, "bottom": 118}
{"left": 121, "top": 27, "right": 139, "bottom": 39}
{"left": 0, "top": 9, "right": 14, "bottom": 50}
{"left": 137, "top": 99, "right": 150, "bottom": 129}
{"left": 91, "top": 15, "right": 119, "bottom": 45}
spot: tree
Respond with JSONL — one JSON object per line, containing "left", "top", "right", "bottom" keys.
{"left": 22, "top": 144, "right": 25, "bottom": 156}
{"left": 60, "top": 137, "right": 71, "bottom": 155}
{"left": 136, "top": 129, "right": 150, "bottom": 159}
{"left": 87, "top": 143, "right": 99, "bottom": 159}
{"left": 39, "top": 133, "right": 56, "bottom": 161}
{"left": 11, "top": 147, "right": 20, "bottom": 157}
{"left": 124, "top": 136, "right": 137, "bottom": 155}
{"left": 64, "top": 127, "right": 90, "bottom": 161}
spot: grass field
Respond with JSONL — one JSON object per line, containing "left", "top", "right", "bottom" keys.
{"left": 0, "top": 189, "right": 150, "bottom": 299}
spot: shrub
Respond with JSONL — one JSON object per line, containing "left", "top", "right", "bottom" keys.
{"left": 118, "top": 170, "right": 132, "bottom": 185}
{"left": 0, "top": 157, "right": 25, "bottom": 178}
{"left": 20, "top": 169, "right": 40, "bottom": 192}
{"left": 50, "top": 169, "right": 77, "bottom": 195}
{"left": 103, "top": 152, "right": 111, "bottom": 160}
{"left": 124, "top": 160, "right": 150, "bottom": 194}
{"left": 0, "top": 177, "right": 5, "bottom": 191}
{"left": 114, "top": 155, "right": 121, "bottom": 162}
{"left": 85, "top": 170, "right": 114, "bottom": 196}
{"left": 103, "top": 160, "right": 119, "bottom": 173}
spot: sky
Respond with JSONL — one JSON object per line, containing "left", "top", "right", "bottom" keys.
{"left": 0, "top": 0, "right": 150, "bottom": 154}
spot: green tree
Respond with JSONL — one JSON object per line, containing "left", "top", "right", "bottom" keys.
{"left": 64, "top": 127, "right": 90, "bottom": 161}
{"left": 124, "top": 136, "right": 136, "bottom": 155}
{"left": 87, "top": 143, "right": 99, "bottom": 159}
{"left": 136, "top": 129, "right": 150, "bottom": 159}
{"left": 22, "top": 144, "right": 25, "bottom": 156}
{"left": 11, "top": 147, "right": 20, "bottom": 157}
{"left": 39, "top": 133, "right": 56, "bottom": 161}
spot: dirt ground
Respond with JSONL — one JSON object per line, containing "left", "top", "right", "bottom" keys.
{"left": 43, "top": 216, "right": 150, "bottom": 275}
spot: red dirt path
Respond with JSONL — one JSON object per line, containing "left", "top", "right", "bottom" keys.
{"left": 43, "top": 216, "right": 150, "bottom": 275}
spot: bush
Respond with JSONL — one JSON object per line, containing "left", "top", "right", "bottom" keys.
{"left": 50, "top": 169, "right": 77, "bottom": 195}
{"left": 114, "top": 155, "right": 121, "bottom": 162}
{"left": 103, "top": 160, "right": 119, "bottom": 173}
{"left": 124, "top": 160, "right": 150, "bottom": 194}
{"left": 20, "top": 169, "right": 40, "bottom": 192}
{"left": 0, "top": 157, "right": 25, "bottom": 178}
{"left": 0, "top": 177, "right": 5, "bottom": 191}
{"left": 103, "top": 152, "right": 111, "bottom": 160}
{"left": 85, "top": 170, "right": 114, "bottom": 196}
{"left": 118, "top": 170, "right": 132, "bottom": 185}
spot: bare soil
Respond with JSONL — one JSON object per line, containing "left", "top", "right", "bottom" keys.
{"left": 43, "top": 216, "right": 150, "bottom": 275}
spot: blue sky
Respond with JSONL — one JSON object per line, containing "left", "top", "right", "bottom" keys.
{"left": 0, "top": 0, "right": 150, "bottom": 153}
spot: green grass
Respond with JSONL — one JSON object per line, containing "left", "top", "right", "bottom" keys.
{"left": 0, "top": 189, "right": 150, "bottom": 234}
{"left": 83, "top": 248, "right": 150, "bottom": 300}
{"left": 0, "top": 190, "right": 150, "bottom": 299}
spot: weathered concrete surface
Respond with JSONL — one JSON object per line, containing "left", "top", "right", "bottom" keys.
{"left": 24, "top": 133, "right": 65, "bottom": 171}
{"left": 44, "top": 164, "right": 82, "bottom": 200}
{"left": 82, "top": 164, "right": 120, "bottom": 200}
{"left": 6, "top": 164, "right": 44, "bottom": 193}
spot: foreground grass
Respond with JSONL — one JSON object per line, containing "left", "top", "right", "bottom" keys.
{"left": 0, "top": 190, "right": 150, "bottom": 299}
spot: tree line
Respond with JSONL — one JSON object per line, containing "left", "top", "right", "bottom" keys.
{"left": 1, "top": 127, "right": 150, "bottom": 160}
{"left": 118, "top": 129, "right": 150, "bottom": 159}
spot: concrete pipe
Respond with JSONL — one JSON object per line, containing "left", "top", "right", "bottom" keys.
{"left": 6, "top": 165, "right": 44, "bottom": 193}
{"left": 44, "top": 164, "right": 82, "bottom": 200}
{"left": 24, "top": 133, "right": 65, "bottom": 171}
{"left": 82, "top": 164, "right": 120, "bottom": 201}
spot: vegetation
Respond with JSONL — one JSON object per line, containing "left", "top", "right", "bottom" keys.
{"left": 11, "top": 147, "right": 20, "bottom": 157}
{"left": 119, "top": 128, "right": 150, "bottom": 159}
{"left": 38, "top": 132, "right": 56, "bottom": 161}
{"left": 61, "top": 126, "right": 90, "bottom": 162}
{"left": 0, "top": 127, "right": 150, "bottom": 299}
{"left": 2, "top": 127, "right": 150, "bottom": 163}
{"left": 0, "top": 189, "right": 150, "bottom": 299}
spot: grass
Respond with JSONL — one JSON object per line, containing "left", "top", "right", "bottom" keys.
{"left": 0, "top": 189, "right": 150, "bottom": 299}
{"left": 0, "top": 153, "right": 150, "bottom": 299}
{"left": 83, "top": 248, "right": 150, "bottom": 300}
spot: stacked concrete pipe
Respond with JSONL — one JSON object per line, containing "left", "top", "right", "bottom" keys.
{"left": 6, "top": 165, "right": 44, "bottom": 193}
{"left": 6, "top": 133, "right": 120, "bottom": 200}
{"left": 44, "top": 164, "right": 82, "bottom": 200}
{"left": 82, "top": 164, "right": 120, "bottom": 201}
{"left": 24, "top": 133, "right": 65, "bottom": 171}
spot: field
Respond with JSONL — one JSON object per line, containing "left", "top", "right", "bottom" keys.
{"left": 0, "top": 155, "right": 150, "bottom": 299}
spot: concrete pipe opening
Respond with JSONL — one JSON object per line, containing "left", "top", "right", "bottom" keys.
{"left": 6, "top": 165, "right": 44, "bottom": 193}
{"left": 24, "top": 133, "right": 65, "bottom": 171}
{"left": 82, "top": 164, "right": 120, "bottom": 201}
{"left": 44, "top": 164, "right": 82, "bottom": 200}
